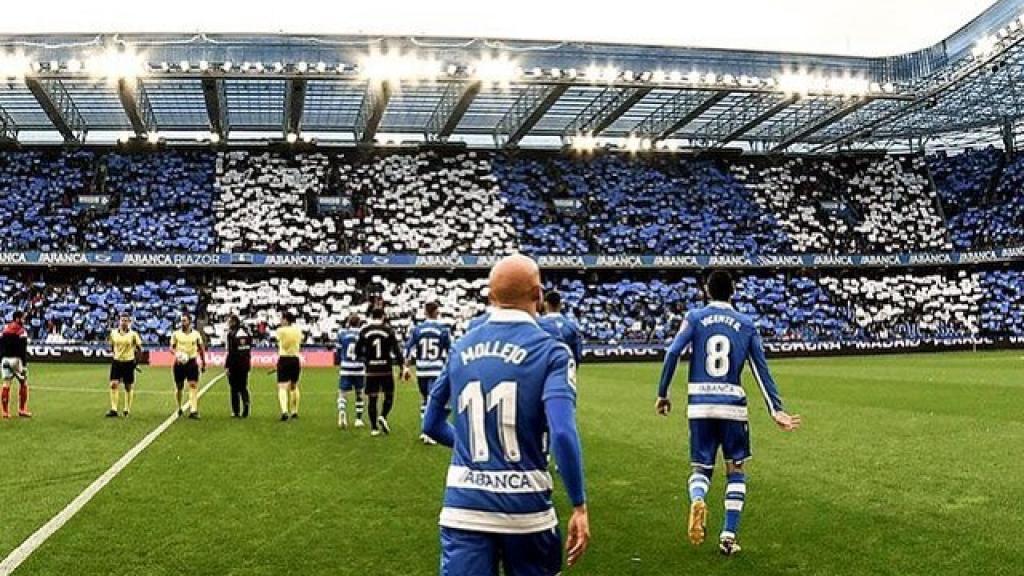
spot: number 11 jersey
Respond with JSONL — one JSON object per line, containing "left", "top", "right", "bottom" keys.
{"left": 428, "top": 308, "right": 577, "bottom": 535}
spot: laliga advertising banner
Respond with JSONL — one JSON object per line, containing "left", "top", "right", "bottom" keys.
{"left": 143, "top": 349, "right": 336, "bottom": 368}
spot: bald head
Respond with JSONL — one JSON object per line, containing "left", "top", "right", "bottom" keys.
{"left": 488, "top": 254, "right": 542, "bottom": 314}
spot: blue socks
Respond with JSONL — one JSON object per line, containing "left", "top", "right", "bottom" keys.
{"left": 722, "top": 472, "right": 746, "bottom": 538}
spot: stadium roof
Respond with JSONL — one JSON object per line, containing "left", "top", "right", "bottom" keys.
{"left": 0, "top": 0, "right": 1022, "bottom": 152}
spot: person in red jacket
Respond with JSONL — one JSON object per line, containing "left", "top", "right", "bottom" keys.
{"left": 1, "top": 311, "right": 31, "bottom": 419}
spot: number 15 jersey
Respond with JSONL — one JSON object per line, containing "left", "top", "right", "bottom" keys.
{"left": 428, "top": 308, "right": 577, "bottom": 535}
{"left": 657, "top": 301, "right": 784, "bottom": 422}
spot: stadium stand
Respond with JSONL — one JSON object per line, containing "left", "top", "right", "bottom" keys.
{"left": 214, "top": 151, "right": 337, "bottom": 253}
{"left": 0, "top": 273, "right": 200, "bottom": 344}
{"left": 981, "top": 270, "right": 1024, "bottom": 337}
{"left": 0, "top": 150, "right": 96, "bottom": 251}
{"left": 731, "top": 155, "right": 950, "bottom": 254}
{"left": 338, "top": 151, "right": 518, "bottom": 254}
{"left": 82, "top": 152, "right": 217, "bottom": 252}
{"left": 204, "top": 275, "right": 488, "bottom": 346}
{"left": 496, "top": 154, "right": 789, "bottom": 255}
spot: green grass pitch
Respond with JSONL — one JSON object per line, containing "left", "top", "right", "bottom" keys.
{"left": 1, "top": 351, "right": 1022, "bottom": 575}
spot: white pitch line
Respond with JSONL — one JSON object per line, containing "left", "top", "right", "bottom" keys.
{"left": 0, "top": 372, "right": 226, "bottom": 576}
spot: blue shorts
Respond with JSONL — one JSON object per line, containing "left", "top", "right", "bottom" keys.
{"left": 338, "top": 374, "right": 365, "bottom": 392}
{"left": 689, "top": 419, "right": 751, "bottom": 469}
{"left": 440, "top": 526, "right": 561, "bottom": 576}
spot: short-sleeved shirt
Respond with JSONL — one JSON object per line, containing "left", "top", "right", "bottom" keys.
{"left": 276, "top": 325, "right": 303, "bottom": 358}
{"left": 171, "top": 329, "right": 203, "bottom": 360}
{"left": 110, "top": 329, "right": 142, "bottom": 362}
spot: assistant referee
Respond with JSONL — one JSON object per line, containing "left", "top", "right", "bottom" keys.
{"left": 275, "top": 311, "right": 303, "bottom": 422}
{"left": 107, "top": 313, "right": 143, "bottom": 418}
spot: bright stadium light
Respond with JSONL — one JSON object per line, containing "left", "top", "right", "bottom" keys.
{"left": 778, "top": 71, "right": 812, "bottom": 96}
{"left": 296, "top": 61, "right": 309, "bottom": 73}
{"left": 85, "top": 48, "right": 147, "bottom": 81}
{"left": 359, "top": 50, "right": 442, "bottom": 83}
{"left": 0, "top": 52, "right": 31, "bottom": 80}
{"left": 198, "top": 60, "right": 210, "bottom": 72}
{"left": 472, "top": 54, "right": 519, "bottom": 86}
{"left": 179, "top": 60, "right": 190, "bottom": 72}
{"left": 571, "top": 132, "right": 596, "bottom": 153}
{"left": 651, "top": 69, "right": 666, "bottom": 83}
{"left": 685, "top": 70, "right": 700, "bottom": 84}
{"left": 272, "top": 62, "right": 284, "bottom": 73}
{"left": 316, "top": 61, "right": 327, "bottom": 73}
{"left": 221, "top": 61, "right": 233, "bottom": 72}
{"left": 286, "top": 132, "right": 298, "bottom": 144}
{"left": 972, "top": 34, "right": 998, "bottom": 58}
{"left": 209, "top": 132, "right": 221, "bottom": 144}
{"left": 146, "top": 132, "right": 160, "bottom": 144}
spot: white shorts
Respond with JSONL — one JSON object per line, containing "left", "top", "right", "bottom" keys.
{"left": 1, "top": 358, "right": 25, "bottom": 381}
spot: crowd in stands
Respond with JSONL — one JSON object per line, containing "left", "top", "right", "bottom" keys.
{"left": 732, "top": 156, "right": 949, "bottom": 253}
{"left": 929, "top": 148, "right": 1024, "bottom": 250}
{"left": 204, "top": 275, "right": 488, "bottom": 346}
{"left": 3, "top": 147, "right": 1021, "bottom": 256}
{"left": 0, "top": 269, "right": 1019, "bottom": 347}
{"left": 0, "top": 273, "right": 199, "bottom": 344}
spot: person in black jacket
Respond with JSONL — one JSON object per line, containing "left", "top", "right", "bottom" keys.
{"left": 225, "top": 315, "right": 252, "bottom": 418}
{"left": 355, "top": 307, "right": 404, "bottom": 436}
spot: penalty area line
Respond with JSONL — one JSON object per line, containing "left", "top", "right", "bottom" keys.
{"left": 0, "top": 372, "right": 226, "bottom": 576}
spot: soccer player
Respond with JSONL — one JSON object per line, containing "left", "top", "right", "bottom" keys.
{"left": 225, "top": 315, "right": 252, "bottom": 418}
{"left": 108, "top": 313, "right": 143, "bottom": 418}
{"left": 538, "top": 290, "right": 583, "bottom": 364}
{"left": 655, "top": 270, "right": 801, "bottom": 556}
{"left": 422, "top": 255, "right": 590, "bottom": 575}
{"left": 275, "top": 311, "right": 303, "bottom": 422}
{"left": 171, "top": 314, "right": 206, "bottom": 419}
{"left": 402, "top": 301, "right": 451, "bottom": 443}
{"left": 0, "top": 311, "right": 31, "bottom": 419}
{"left": 336, "top": 314, "right": 366, "bottom": 429}
{"left": 355, "top": 307, "right": 403, "bottom": 436}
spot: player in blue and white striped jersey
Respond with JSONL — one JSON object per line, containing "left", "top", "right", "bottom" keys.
{"left": 335, "top": 314, "right": 366, "bottom": 429}
{"left": 655, "top": 270, "right": 801, "bottom": 557}
{"left": 423, "top": 255, "right": 590, "bottom": 576}
{"left": 537, "top": 290, "right": 583, "bottom": 365}
{"left": 402, "top": 301, "right": 452, "bottom": 444}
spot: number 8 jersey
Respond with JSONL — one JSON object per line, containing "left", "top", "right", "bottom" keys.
{"left": 425, "top": 308, "right": 579, "bottom": 534}
{"left": 657, "top": 301, "right": 784, "bottom": 422}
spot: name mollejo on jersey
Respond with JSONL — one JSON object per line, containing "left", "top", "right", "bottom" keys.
{"left": 460, "top": 341, "right": 528, "bottom": 366}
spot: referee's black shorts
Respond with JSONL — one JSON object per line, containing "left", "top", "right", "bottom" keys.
{"left": 173, "top": 359, "right": 200, "bottom": 389}
{"left": 365, "top": 374, "right": 395, "bottom": 395}
{"left": 109, "top": 360, "right": 137, "bottom": 386}
{"left": 277, "top": 356, "right": 301, "bottom": 384}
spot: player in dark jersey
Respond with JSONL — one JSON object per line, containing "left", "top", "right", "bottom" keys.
{"left": 225, "top": 315, "right": 253, "bottom": 418}
{"left": 1, "top": 311, "right": 31, "bottom": 419}
{"left": 356, "top": 307, "right": 404, "bottom": 436}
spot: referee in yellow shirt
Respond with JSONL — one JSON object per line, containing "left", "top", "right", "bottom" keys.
{"left": 275, "top": 311, "right": 303, "bottom": 422}
{"left": 107, "top": 313, "right": 143, "bottom": 418}
{"left": 171, "top": 314, "right": 206, "bottom": 419}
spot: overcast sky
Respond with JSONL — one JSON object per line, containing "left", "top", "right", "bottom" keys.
{"left": 0, "top": 0, "right": 998, "bottom": 57}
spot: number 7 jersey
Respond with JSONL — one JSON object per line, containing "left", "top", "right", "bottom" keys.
{"left": 657, "top": 301, "right": 784, "bottom": 422}
{"left": 427, "top": 308, "right": 577, "bottom": 534}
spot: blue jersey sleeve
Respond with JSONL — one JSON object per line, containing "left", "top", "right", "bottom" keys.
{"left": 421, "top": 362, "right": 455, "bottom": 447}
{"left": 748, "top": 330, "right": 784, "bottom": 415}
{"left": 542, "top": 344, "right": 585, "bottom": 506}
{"left": 441, "top": 328, "right": 452, "bottom": 354}
{"left": 657, "top": 312, "right": 695, "bottom": 399}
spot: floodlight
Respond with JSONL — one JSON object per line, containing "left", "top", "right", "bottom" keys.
{"left": 179, "top": 60, "right": 190, "bottom": 72}
{"left": 296, "top": 61, "right": 309, "bottom": 73}
{"left": 685, "top": 70, "right": 700, "bottom": 84}
{"left": 198, "top": 60, "right": 209, "bottom": 72}
{"left": 651, "top": 69, "right": 666, "bottom": 83}
{"left": 222, "top": 61, "right": 233, "bottom": 72}
{"left": 147, "top": 132, "right": 160, "bottom": 144}
{"left": 316, "top": 61, "right": 327, "bottom": 73}
{"left": 472, "top": 54, "right": 519, "bottom": 85}
{"left": 209, "top": 132, "right": 221, "bottom": 144}
{"left": 67, "top": 59, "right": 82, "bottom": 73}
{"left": 273, "top": 62, "right": 284, "bottom": 73}
{"left": 286, "top": 132, "right": 298, "bottom": 144}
